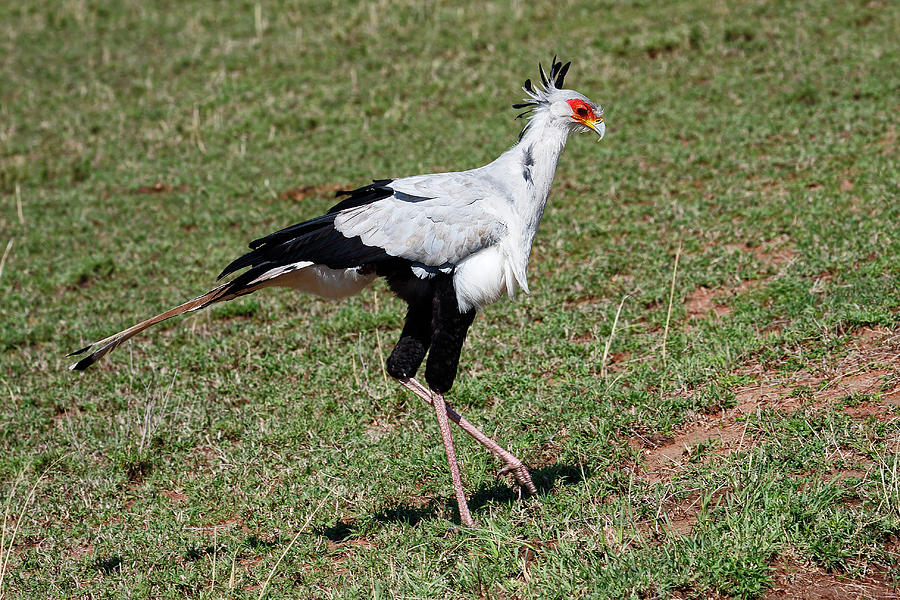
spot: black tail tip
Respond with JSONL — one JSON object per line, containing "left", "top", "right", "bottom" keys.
{"left": 67, "top": 349, "right": 99, "bottom": 370}
{"left": 69, "top": 355, "right": 97, "bottom": 371}
{"left": 67, "top": 345, "right": 93, "bottom": 358}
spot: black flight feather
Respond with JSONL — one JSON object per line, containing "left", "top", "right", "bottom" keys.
{"left": 66, "top": 344, "right": 93, "bottom": 357}
{"left": 219, "top": 218, "right": 391, "bottom": 286}
{"left": 217, "top": 179, "right": 399, "bottom": 282}
{"left": 328, "top": 179, "right": 394, "bottom": 213}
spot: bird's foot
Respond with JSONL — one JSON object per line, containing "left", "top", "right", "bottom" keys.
{"left": 498, "top": 461, "right": 537, "bottom": 495}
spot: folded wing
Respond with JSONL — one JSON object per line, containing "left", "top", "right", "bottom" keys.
{"left": 332, "top": 173, "right": 508, "bottom": 270}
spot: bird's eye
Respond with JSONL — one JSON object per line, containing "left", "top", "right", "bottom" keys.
{"left": 575, "top": 107, "right": 588, "bottom": 117}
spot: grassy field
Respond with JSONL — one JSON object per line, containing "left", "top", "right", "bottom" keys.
{"left": 2, "top": 0, "right": 899, "bottom": 598}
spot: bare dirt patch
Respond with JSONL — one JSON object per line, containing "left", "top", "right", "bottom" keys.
{"left": 321, "top": 518, "right": 375, "bottom": 573}
{"left": 633, "top": 326, "right": 900, "bottom": 484}
{"left": 665, "top": 506, "right": 698, "bottom": 536}
{"left": 684, "top": 278, "right": 766, "bottom": 322}
{"left": 66, "top": 543, "right": 95, "bottom": 559}
{"left": 763, "top": 560, "right": 900, "bottom": 599}
{"left": 728, "top": 326, "right": 900, "bottom": 416}
{"left": 685, "top": 286, "right": 733, "bottom": 319}
{"left": 880, "top": 125, "right": 896, "bottom": 156}
{"left": 632, "top": 380, "right": 807, "bottom": 483}
{"left": 747, "top": 235, "right": 798, "bottom": 268}
{"left": 634, "top": 417, "right": 750, "bottom": 484}
{"left": 659, "top": 493, "right": 704, "bottom": 536}
{"left": 687, "top": 236, "right": 801, "bottom": 322}
{"left": 634, "top": 487, "right": 729, "bottom": 540}
{"left": 160, "top": 489, "right": 187, "bottom": 503}
{"left": 325, "top": 535, "right": 373, "bottom": 554}
{"left": 126, "top": 182, "right": 189, "bottom": 195}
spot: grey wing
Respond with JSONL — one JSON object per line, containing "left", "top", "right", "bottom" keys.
{"left": 332, "top": 173, "right": 508, "bottom": 267}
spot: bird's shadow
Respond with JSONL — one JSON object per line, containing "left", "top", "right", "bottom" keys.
{"left": 319, "top": 461, "right": 590, "bottom": 540}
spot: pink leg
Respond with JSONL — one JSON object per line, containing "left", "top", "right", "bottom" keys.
{"left": 431, "top": 390, "right": 474, "bottom": 526}
{"left": 399, "top": 378, "right": 537, "bottom": 495}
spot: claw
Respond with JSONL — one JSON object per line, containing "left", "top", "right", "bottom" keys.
{"left": 497, "top": 462, "right": 537, "bottom": 495}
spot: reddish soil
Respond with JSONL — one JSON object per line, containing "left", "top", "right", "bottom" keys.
{"left": 126, "top": 182, "right": 189, "bottom": 194}
{"left": 626, "top": 326, "right": 900, "bottom": 597}
{"left": 66, "top": 543, "right": 95, "bottom": 558}
{"left": 763, "top": 560, "right": 900, "bottom": 599}
{"left": 160, "top": 489, "right": 187, "bottom": 503}
{"left": 685, "top": 286, "right": 733, "bottom": 319}
{"left": 325, "top": 535, "right": 373, "bottom": 554}
{"left": 635, "top": 325, "right": 900, "bottom": 485}
{"left": 880, "top": 125, "right": 896, "bottom": 156}
{"left": 687, "top": 235, "right": 800, "bottom": 322}
{"left": 662, "top": 495, "right": 701, "bottom": 536}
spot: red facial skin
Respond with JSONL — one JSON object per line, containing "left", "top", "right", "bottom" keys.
{"left": 566, "top": 98, "right": 597, "bottom": 121}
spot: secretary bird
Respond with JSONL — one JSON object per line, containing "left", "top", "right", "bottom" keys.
{"left": 68, "top": 57, "right": 605, "bottom": 526}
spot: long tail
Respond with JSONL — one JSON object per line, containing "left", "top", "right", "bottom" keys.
{"left": 68, "top": 182, "right": 395, "bottom": 371}
{"left": 67, "top": 281, "right": 263, "bottom": 371}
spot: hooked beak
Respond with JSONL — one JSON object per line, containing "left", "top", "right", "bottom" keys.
{"left": 587, "top": 118, "right": 605, "bottom": 141}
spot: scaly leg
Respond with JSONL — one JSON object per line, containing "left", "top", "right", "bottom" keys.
{"left": 399, "top": 377, "right": 537, "bottom": 495}
{"left": 430, "top": 389, "right": 474, "bottom": 526}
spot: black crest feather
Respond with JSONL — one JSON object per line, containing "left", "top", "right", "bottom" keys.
{"left": 513, "top": 56, "right": 572, "bottom": 129}
{"left": 519, "top": 56, "right": 570, "bottom": 101}
{"left": 554, "top": 61, "right": 571, "bottom": 88}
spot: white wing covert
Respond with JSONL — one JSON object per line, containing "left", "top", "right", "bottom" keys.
{"left": 332, "top": 173, "right": 509, "bottom": 269}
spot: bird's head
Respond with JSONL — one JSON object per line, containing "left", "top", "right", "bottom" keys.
{"left": 513, "top": 57, "right": 605, "bottom": 141}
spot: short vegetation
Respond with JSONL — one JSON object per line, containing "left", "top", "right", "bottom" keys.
{"left": 1, "top": 0, "right": 897, "bottom": 598}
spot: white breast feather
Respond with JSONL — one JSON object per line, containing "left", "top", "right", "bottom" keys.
{"left": 452, "top": 246, "right": 515, "bottom": 312}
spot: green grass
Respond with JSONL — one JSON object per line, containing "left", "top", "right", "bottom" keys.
{"left": 2, "top": 0, "right": 899, "bottom": 598}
